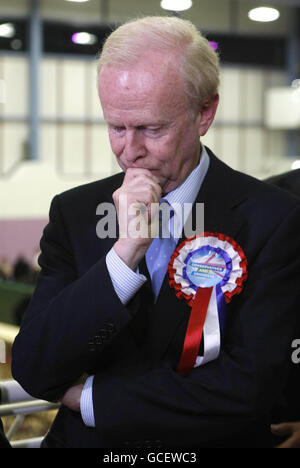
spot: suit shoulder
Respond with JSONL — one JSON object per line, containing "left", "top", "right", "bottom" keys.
{"left": 264, "top": 169, "right": 300, "bottom": 199}
{"left": 46, "top": 172, "right": 124, "bottom": 224}
{"left": 216, "top": 154, "right": 300, "bottom": 210}
{"left": 205, "top": 148, "right": 300, "bottom": 215}
{"left": 56, "top": 172, "right": 124, "bottom": 205}
{"left": 236, "top": 169, "right": 300, "bottom": 209}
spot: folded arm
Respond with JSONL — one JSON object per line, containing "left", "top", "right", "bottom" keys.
{"left": 90, "top": 204, "right": 300, "bottom": 447}
{"left": 11, "top": 195, "right": 135, "bottom": 401}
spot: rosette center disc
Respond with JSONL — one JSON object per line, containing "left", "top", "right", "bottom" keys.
{"left": 184, "top": 246, "right": 230, "bottom": 288}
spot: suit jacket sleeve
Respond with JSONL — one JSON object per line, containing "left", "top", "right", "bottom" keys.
{"left": 11, "top": 194, "right": 132, "bottom": 401}
{"left": 92, "top": 203, "right": 300, "bottom": 447}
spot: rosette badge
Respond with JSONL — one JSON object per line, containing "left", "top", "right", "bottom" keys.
{"left": 168, "top": 232, "right": 247, "bottom": 376}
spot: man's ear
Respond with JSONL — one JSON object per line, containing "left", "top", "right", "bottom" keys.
{"left": 197, "top": 94, "right": 219, "bottom": 136}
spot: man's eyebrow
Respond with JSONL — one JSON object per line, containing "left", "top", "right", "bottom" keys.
{"left": 140, "top": 118, "right": 172, "bottom": 127}
{"left": 107, "top": 119, "right": 171, "bottom": 128}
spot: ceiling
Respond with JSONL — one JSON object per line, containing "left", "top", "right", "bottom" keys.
{"left": 239, "top": 0, "right": 300, "bottom": 5}
{"left": 0, "top": 0, "right": 299, "bottom": 69}
{"left": 0, "top": 0, "right": 299, "bottom": 36}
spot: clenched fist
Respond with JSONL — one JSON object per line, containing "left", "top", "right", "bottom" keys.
{"left": 113, "top": 168, "right": 162, "bottom": 271}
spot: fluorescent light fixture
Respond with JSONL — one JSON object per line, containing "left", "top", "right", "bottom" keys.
{"left": 0, "top": 23, "right": 15, "bottom": 38}
{"left": 248, "top": 7, "right": 280, "bottom": 22}
{"left": 160, "top": 0, "right": 192, "bottom": 12}
{"left": 65, "top": 0, "right": 90, "bottom": 3}
{"left": 291, "top": 160, "right": 300, "bottom": 170}
{"left": 72, "top": 32, "right": 97, "bottom": 45}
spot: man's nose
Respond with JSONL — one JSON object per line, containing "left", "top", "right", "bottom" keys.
{"left": 123, "top": 130, "right": 146, "bottom": 163}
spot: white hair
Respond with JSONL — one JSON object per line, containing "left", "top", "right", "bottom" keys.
{"left": 97, "top": 16, "right": 220, "bottom": 110}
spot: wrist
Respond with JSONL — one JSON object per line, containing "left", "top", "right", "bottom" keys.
{"left": 114, "top": 238, "right": 150, "bottom": 271}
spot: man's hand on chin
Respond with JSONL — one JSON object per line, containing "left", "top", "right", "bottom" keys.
{"left": 61, "top": 383, "right": 84, "bottom": 412}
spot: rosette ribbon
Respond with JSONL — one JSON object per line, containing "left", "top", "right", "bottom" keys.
{"left": 168, "top": 232, "right": 247, "bottom": 376}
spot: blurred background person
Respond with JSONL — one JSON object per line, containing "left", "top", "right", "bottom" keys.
{"left": 266, "top": 169, "right": 300, "bottom": 449}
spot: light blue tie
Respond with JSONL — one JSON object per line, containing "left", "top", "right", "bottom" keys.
{"left": 146, "top": 200, "right": 177, "bottom": 300}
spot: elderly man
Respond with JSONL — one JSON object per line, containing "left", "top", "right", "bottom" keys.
{"left": 12, "top": 17, "right": 300, "bottom": 448}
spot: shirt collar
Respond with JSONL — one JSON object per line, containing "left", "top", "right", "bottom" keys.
{"left": 163, "top": 145, "right": 210, "bottom": 236}
{"left": 164, "top": 145, "right": 210, "bottom": 206}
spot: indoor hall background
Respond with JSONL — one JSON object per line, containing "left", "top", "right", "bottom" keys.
{"left": 0, "top": 0, "right": 299, "bottom": 444}
{"left": 0, "top": 0, "right": 299, "bottom": 302}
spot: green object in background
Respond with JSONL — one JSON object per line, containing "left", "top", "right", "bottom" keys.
{"left": 0, "top": 280, "right": 34, "bottom": 325}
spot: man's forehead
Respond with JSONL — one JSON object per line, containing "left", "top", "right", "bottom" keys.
{"left": 99, "top": 50, "right": 182, "bottom": 86}
{"left": 98, "top": 52, "right": 189, "bottom": 120}
{"left": 100, "top": 67, "right": 159, "bottom": 91}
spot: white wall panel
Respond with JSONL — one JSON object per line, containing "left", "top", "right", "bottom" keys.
{"left": 243, "top": 128, "right": 264, "bottom": 174}
{"left": 90, "top": 124, "right": 118, "bottom": 174}
{"left": 219, "top": 127, "right": 241, "bottom": 170}
{"left": 217, "top": 68, "right": 241, "bottom": 122}
{"left": 41, "top": 59, "right": 57, "bottom": 118}
{"left": 1, "top": 56, "right": 28, "bottom": 116}
{"left": 87, "top": 61, "right": 103, "bottom": 120}
{"left": 60, "top": 61, "right": 86, "bottom": 118}
{"left": 0, "top": 54, "right": 290, "bottom": 189}
{"left": 241, "top": 69, "right": 264, "bottom": 122}
{"left": 1, "top": 123, "right": 27, "bottom": 173}
{"left": 61, "top": 124, "right": 85, "bottom": 175}
{"left": 267, "top": 130, "right": 286, "bottom": 160}
{"left": 40, "top": 123, "right": 57, "bottom": 165}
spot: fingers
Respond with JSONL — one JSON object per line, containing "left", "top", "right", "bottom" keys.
{"left": 276, "top": 436, "right": 299, "bottom": 449}
{"left": 124, "top": 167, "right": 160, "bottom": 186}
{"left": 112, "top": 168, "right": 163, "bottom": 269}
{"left": 271, "top": 423, "right": 293, "bottom": 437}
{"left": 121, "top": 168, "right": 162, "bottom": 204}
{"left": 271, "top": 422, "right": 300, "bottom": 448}
{"left": 113, "top": 168, "right": 162, "bottom": 225}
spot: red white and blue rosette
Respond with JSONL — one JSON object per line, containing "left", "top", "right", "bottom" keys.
{"left": 168, "top": 232, "right": 247, "bottom": 376}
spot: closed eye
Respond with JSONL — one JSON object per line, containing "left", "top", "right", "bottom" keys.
{"left": 142, "top": 126, "right": 164, "bottom": 137}
{"left": 109, "top": 125, "right": 125, "bottom": 134}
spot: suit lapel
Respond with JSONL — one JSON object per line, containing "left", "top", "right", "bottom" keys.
{"left": 148, "top": 149, "right": 249, "bottom": 363}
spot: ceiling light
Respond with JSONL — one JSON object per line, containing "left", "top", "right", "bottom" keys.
{"left": 209, "top": 41, "right": 218, "bottom": 51}
{"left": 291, "top": 160, "right": 300, "bottom": 170}
{"left": 248, "top": 7, "right": 280, "bottom": 22}
{"left": 65, "top": 0, "right": 90, "bottom": 3}
{"left": 160, "top": 0, "right": 192, "bottom": 12}
{"left": 72, "top": 32, "right": 97, "bottom": 45}
{"left": 0, "top": 23, "right": 15, "bottom": 38}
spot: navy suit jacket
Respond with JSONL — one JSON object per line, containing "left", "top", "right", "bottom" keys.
{"left": 11, "top": 149, "right": 300, "bottom": 448}
{"left": 265, "top": 169, "right": 300, "bottom": 426}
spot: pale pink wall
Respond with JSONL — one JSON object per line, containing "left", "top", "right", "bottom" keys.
{"left": 0, "top": 219, "right": 47, "bottom": 266}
